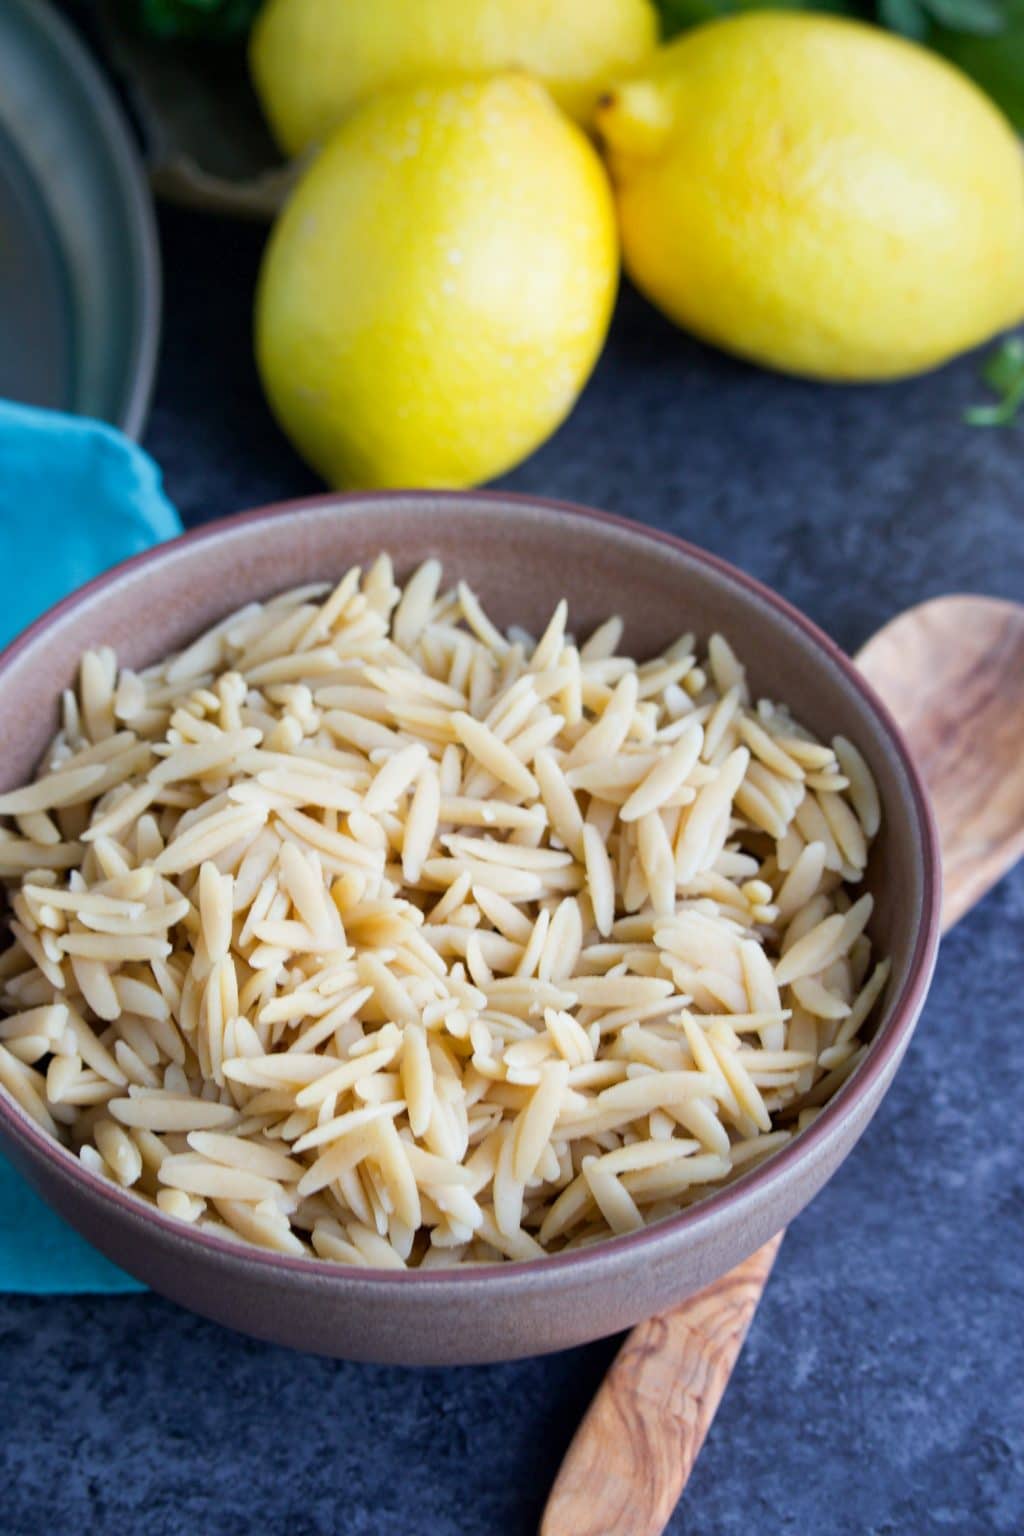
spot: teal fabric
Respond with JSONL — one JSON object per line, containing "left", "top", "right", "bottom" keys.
{"left": 0, "top": 402, "right": 183, "bottom": 1291}
{"left": 0, "top": 402, "right": 181, "bottom": 648}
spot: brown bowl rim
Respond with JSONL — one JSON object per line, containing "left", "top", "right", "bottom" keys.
{"left": 0, "top": 490, "right": 942, "bottom": 1290}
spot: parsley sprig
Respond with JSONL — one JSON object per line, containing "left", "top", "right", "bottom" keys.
{"left": 137, "top": 0, "right": 261, "bottom": 41}
{"left": 965, "top": 337, "right": 1024, "bottom": 427}
{"left": 878, "top": 0, "right": 1004, "bottom": 39}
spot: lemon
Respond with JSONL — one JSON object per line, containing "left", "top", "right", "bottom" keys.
{"left": 597, "top": 13, "right": 1024, "bottom": 381}
{"left": 250, "top": 0, "right": 657, "bottom": 156}
{"left": 255, "top": 75, "right": 618, "bottom": 490}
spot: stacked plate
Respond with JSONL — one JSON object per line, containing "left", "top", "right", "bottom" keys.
{"left": 0, "top": 0, "right": 160, "bottom": 435}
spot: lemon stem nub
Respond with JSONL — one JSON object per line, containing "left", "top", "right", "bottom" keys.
{"left": 596, "top": 82, "right": 673, "bottom": 158}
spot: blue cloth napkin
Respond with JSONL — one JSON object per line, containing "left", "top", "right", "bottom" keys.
{"left": 0, "top": 402, "right": 183, "bottom": 1291}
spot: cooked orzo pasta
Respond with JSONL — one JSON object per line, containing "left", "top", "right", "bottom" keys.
{"left": 0, "top": 556, "right": 888, "bottom": 1267}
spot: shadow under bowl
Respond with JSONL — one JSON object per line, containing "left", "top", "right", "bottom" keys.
{"left": 0, "top": 492, "right": 941, "bottom": 1364}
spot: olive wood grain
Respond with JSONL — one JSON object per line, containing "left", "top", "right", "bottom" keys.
{"left": 541, "top": 596, "right": 1024, "bottom": 1536}
{"left": 856, "top": 597, "right": 1024, "bottom": 931}
{"left": 539, "top": 1233, "right": 784, "bottom": 1536}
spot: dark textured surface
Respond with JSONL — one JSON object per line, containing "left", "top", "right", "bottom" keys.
{"left": 2, "top": 194, "right": 1023, "bottom": 1534}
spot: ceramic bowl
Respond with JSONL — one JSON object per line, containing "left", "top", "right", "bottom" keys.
{"left": 0, "top": 493, "right": 941, "bottom": 1363}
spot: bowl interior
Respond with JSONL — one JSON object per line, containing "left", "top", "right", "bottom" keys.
{"left": 0, "top": 492, "right": 937, "bottom": 1325}
{"left": 0, "top": 493, "right": 926, "bottom": 996}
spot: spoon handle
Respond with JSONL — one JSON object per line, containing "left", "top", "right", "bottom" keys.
{"left": 539, "top": 1233, "right": 783, "bottom": 1536}
{"left": 543, "top": 889, "right": 965, "bottom": 1536}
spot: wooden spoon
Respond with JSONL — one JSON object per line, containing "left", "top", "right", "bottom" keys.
{"left": 541, "top": 595, "right": 1024, "bottom": 1536}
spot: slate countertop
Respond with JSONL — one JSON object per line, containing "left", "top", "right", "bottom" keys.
{"left": 1, "top": 199, "right": 1022, "bottom": 1536}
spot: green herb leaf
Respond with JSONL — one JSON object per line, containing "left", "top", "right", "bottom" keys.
{"left": 136, "top": 0, "right": 261, "bottom": 42}
{"left": 657, "top": 0, "right": 731, "bottom": 33}
{"left": 921, "top": 0, "right": 1006, "bottom": 34}
{"left": 933, "top": 0, "right": 1024, "bottom": 128}
{"left": 965, "top": 336, "right": 1024, "bottom": 427}
{"left": 878, "top": 0, "right": 932, "bottom": 37}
